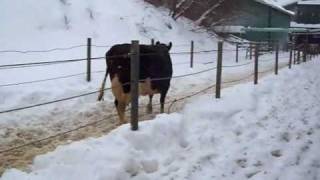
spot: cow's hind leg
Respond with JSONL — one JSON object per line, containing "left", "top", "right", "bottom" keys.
{"left": 160, "top": 91, "right": 167, "bottom": 113}
{"left": 114, "top": 99, "right": 127, "bottom": 124}
{"left": 147, "top": 95, "right": 153, "bottom": 114}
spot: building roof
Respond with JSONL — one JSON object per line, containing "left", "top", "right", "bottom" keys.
{"left": 254, "top": 0, "right": 295, "bottom": 15}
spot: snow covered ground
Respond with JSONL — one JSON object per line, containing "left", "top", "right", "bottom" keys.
{"left": 1, "top": 55, "right": 320, "bottom": 180}
{"left": 0, "top": 0, "right": 294, "bottom": 175}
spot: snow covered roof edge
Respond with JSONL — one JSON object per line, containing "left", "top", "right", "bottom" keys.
{"left": 277, "top": 0, "right": 299, "bottom": 6}
{"left": 254, "top": 0, "right": 295, "bottom": 16}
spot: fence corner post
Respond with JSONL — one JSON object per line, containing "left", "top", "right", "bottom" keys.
{"left": 254, "top": 43, "right": 259, "bottom": 85}
{"left": 130, "top": 40, "right": 140, "bottom": 131}
{"left": 87, "top": 38, "right": 92, "bottom": 82}
{"left": 215, "top": 41, "right": 223, "bottom": 99}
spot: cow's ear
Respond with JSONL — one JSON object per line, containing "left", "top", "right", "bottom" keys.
{"left": 156, "top": 41, "right": 160, "bottom": 45}
{"left": 167, "top": 42, "right": 172, "bottom": 51}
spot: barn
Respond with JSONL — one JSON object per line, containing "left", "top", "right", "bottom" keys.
{"left": 212, "top": 0, "right": 294, "bottom": 44}
{"left": 145, "top": 0, "right": 294, "bottom": 44}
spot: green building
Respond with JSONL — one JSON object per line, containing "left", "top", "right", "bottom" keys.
{"left": 211, "top": 0, "right": 294, "bottom": 44}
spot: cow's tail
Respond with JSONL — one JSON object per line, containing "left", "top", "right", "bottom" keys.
{"left": 97, "top": 57, "right": 109, "bottom": 101}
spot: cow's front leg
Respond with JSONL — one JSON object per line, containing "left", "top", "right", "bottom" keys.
{"left": 147, "top": 95, "right": 153, "bottom": 114}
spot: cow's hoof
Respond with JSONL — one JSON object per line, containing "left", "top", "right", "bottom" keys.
{"left": 118, "top": 119, "right": 128, "bottom": 125}
{"left": 147, "top": 104, "right": 153, "bottom": 114}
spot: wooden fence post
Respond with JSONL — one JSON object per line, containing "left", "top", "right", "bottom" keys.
{"left": 87, "top": 38, "right": 92, "bottom": 82}
{"left": 190, "top": 40, "right": 194, "bottom": 68}
{"left": 215, "top": 41, "right": 223, "bottom": 99}
{"left": 254, "top": 44, "right": 259, "bottom": 85}
{"left": 275, "top": 42, "right": 279, "bottom": 75}
{"left": 151, "top": 38, "right": 155, "bottom": 46}
{"left": 130, "top": 40, "right": 140, "bottom": 131}
{"left": 289, "top": 43, "right": 292, "bottom": 69}
{"left": 236, "top": 42, "right": 239, "bottom": 63}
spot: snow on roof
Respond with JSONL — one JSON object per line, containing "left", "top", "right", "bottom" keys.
{"left": 254, "top": 0, "right": 295, "bottom": 15}
{"left": 298, "top": 0, "right": 320, "bottom": 5}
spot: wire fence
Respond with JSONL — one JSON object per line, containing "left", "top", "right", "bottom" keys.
{"left": 0, "top": 39, "right": 311, "bottom": 156}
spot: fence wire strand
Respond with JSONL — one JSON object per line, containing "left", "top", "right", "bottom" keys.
{"left": 0, "top": 45, "right": 87, "bottom": 54}
{"left": 0, "top": 71, "right": 105, "bottom": 87}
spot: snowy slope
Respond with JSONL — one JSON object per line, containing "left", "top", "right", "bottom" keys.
{"left": 1, "top": 57, "right": 320, "bottom": 180}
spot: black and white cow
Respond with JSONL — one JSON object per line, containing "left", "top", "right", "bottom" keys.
{"left": 98, "top": 41, "right": 173, "bottom": 124}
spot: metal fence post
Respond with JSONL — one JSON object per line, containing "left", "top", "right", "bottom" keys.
{"left": 254, "top": 44, "right": 259, "bottom": 85}
{"left": 250, "top": 42, "right": 253, "bottom": 60}
{"left": 275, "top": 42, "right": 279, "bottom": 75}
{"left": 289, "top": 43, "right": 292, "bottom": 69}
{"left": 87, "top": 38, "right": 92, "bottom": 82}
{"left": 236, "top": 42, "right": 239, "bottom": 63}
{"left": 190, "top": 40, "right": 194, "bottom": 68}
{"left": 130, "top": 40, "right": 140, "bottom": 131}
{"left": 215, "top": 41, "right": 223, "bottom": 99}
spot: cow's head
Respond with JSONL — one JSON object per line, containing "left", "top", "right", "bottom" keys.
{"left": 156, "top": 41, "right": 172, "bottom": 51}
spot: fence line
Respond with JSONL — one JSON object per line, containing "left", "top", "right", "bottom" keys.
{"left": 0, "top": 66, "right": 217, "bottom": 114}
{"left": 0, "top": 88, "right": 110, "bottom": 114}
{"left": 1, "top": 39, "right": 316, "bottom": 156}
{"left": 222, "top": 61, "right": 253, "bottom": 68}
{"left": 0, "top": 50, "right": 217, "bottom": 70}
{"left": 0, "top": 59, "right": 217, "bottom": 88}
{"left": 0, "top": 40, "right": 302, "bottom": 114}
{"left": 0, "top": 41, "right": 289, "bottom": 71}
